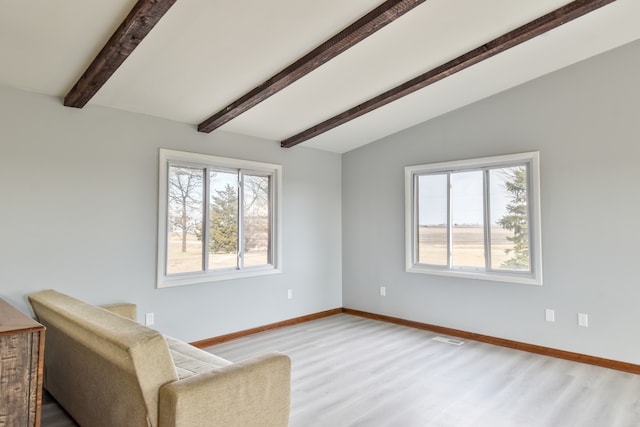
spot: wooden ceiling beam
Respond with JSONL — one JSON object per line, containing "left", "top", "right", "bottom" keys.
{"left": 64, "top": 0, "right": 177, "bottom": 108}
{"left": 197, "top": 0, "right": 428, "bottom": 133}
{"left": 281, "top": 0, "right": 616, "bottom": 148}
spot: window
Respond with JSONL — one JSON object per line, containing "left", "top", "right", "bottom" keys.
{"left": 158, "top": 149, "right": 281, "bottom": 288}
{"left": 405, "top": 152, "right": 542, "bottom": 285}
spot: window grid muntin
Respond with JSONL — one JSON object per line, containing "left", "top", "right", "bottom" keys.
{"left": 484, "top": 169, "right": 491, "bottom": 271}
{"left": 446, "top": 172, "right": 452, "bottom": 269}
{"left": 237, "top": 172, "right": 245, "bottom": 270}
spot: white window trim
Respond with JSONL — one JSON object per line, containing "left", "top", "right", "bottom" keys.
{"left": 157, "top": 149, "right": 282, "bottom": 288}
{"left": 405, "top": 151, "right": 542, "bottom": 286}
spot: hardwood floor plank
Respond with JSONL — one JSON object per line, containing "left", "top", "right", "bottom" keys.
{"left": 41, "top": 314, "right": 640, "bottom": 426}
{"left": 208, "top": 314, "right": 640, "bottom": 427}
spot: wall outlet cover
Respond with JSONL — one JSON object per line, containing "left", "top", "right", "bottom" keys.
{"left": 578, "top": 313, "right": 589, "bottom": 327}
{"left": 545, "top": 308, "right": 555, "bottom": 322}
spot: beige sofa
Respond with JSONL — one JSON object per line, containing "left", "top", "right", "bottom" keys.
{"left": 28, "top": 290, "right": 291, "bottom": 427}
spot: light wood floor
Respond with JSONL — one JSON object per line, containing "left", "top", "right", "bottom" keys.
{"left": 42, "top": 313, "right": 640, "bottom": 426}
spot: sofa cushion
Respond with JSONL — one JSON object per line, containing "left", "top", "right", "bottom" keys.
{"left": 165, "top": 335, "right": 231, "bottom": 380}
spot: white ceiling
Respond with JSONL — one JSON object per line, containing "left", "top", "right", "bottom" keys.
{"left": 1, "top": 0, "right": 639, "bottom": 153}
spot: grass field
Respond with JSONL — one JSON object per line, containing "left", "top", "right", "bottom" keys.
{"left": 418, "top": 225, "right": 523, "bottom": 269}
{"left": 167, "top": 227, "right": 523, "bottom": 274}
{"left": 167, "top": 235, "right": 267, "bottom": 274}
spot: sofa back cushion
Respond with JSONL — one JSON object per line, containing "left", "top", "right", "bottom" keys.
{"left": 29, "top": 290, "right": 178, "bottom": 427}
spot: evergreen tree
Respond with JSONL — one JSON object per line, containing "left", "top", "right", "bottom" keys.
{"left": 210, "top": 184, "right": 238, "bottom": 253}
{"left": 497, "top": 167, "right": 529, "bottom": 270}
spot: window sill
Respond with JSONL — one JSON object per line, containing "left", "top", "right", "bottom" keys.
{"left": 157, "top": 267, "right": 281, "bottom": 288}
{"left": 406, "top": 265, "right": 542, "bottom": 286}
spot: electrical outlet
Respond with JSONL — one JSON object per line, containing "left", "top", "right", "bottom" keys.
{"left": 578, "top": 313, "right": 589, "bottom": 327}
{"left": 545, "top": 308, "right": 555, "bottom": 322}
{"left": 380, "top": 286, "right": 386, "bottom": 297}
{"left": 287, "top": 289, "right": 293, "bottom": 300}
{"left": 145, "top": 312, "right": 154, "bottom": 326}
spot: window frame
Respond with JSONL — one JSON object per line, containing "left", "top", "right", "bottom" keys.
{"left": 405, "top": 152, "right": 542, "bottom": 286}
{"left": 157, "top": 149, "right": 282, "bottom": 288}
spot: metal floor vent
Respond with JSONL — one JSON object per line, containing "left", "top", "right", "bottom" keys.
{"left": 432, "top": 336, "right": 465, "bottom": 346}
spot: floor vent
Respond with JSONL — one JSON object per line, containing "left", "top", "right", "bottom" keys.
{"left": 432, "top": 336, "right": 465, "bottom": 346}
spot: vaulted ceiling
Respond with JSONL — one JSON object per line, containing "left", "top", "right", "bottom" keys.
{"left": 1, "top": 0, "right": 638, "bottom": 153}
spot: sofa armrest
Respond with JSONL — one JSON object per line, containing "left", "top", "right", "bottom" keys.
{"left": 158, "top": 352, "right": 291, "bottom": 427}
{"left": 101, "top": 303, "right": 137, "bottom": 321}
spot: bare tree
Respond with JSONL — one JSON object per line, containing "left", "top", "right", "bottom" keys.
{"left": 168, "top": 167, "right": 203, "bottom": 252}
{"left": 243, "top": 175, "right": 270, "bottom": 251}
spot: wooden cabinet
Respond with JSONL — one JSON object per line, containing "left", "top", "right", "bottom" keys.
{"left": 0, "top": 298, "right": 45, "bottom": 427}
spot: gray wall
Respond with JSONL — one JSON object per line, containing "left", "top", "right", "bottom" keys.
{"left": 2, "top": 39, "right": 639, "bottom": 365}
{"left": 342, "top": 39, "right": 640, "bottom": 364}
{"left": 0, "top": 86, "right": 342, "bottom": 342}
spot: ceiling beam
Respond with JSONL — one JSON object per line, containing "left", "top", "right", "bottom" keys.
{"left": 197, "top": 0, "right": 428, "bottom": 133}
{"left": 64, "top": 0, "right": 177, "bottom": 108}
{"left": 281, "top": 0, "right": 616, "bottom": 148}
